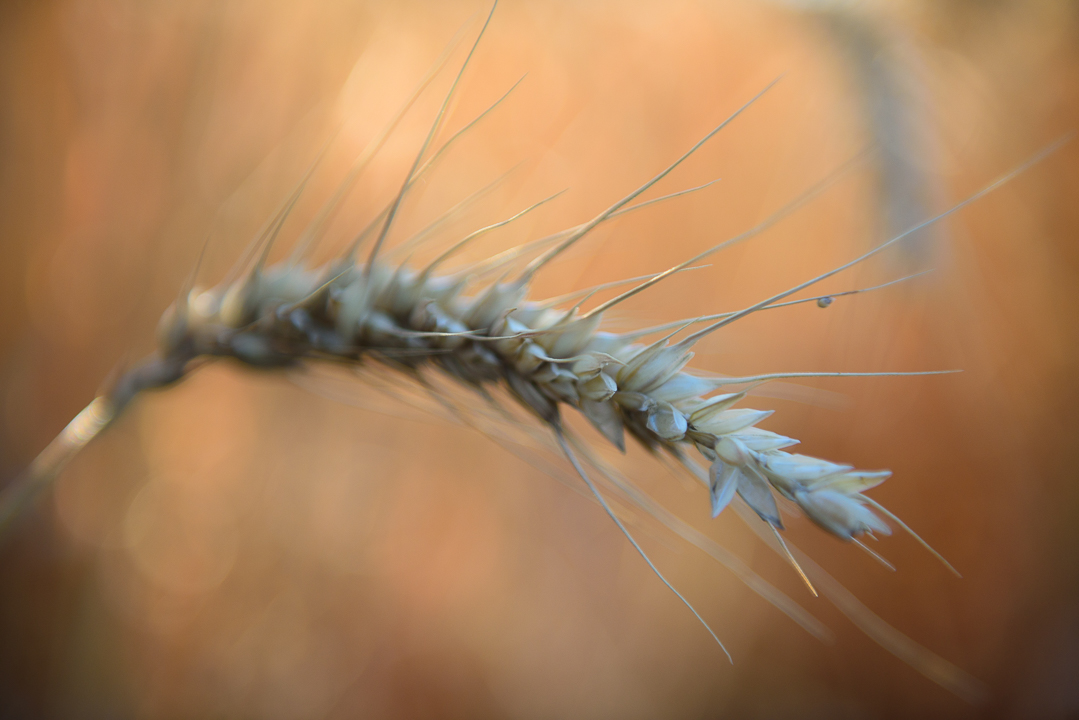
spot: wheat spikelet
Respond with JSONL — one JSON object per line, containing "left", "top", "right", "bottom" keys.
{"left": 2, "top": 1, "right": 1068, "bottom": 713}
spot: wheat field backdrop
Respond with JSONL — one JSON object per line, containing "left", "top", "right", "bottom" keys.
{"left": 0, "top": 1, "right": 1076, "bottom": 718}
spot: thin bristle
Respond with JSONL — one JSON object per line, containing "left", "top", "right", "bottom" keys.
{"left": 614, "top": 270, "right": 932, "bottom": 341}
{"left": 581, "top": 151, "right": 868, "bottom": 320}
{"left": 420, "top": 189, "right": 566, "bottom": 278}
{"left": 365, "top": 2, "right": 499, "bottom": 270}
{"left": 289, "top": 15, "right": 477, "bottom": 265}
{"left": 679, "top": 138, "right": 1073, "bottom": 347}
{"left": 554, "top": 427, "right": 733, "bottom": 662}
{"left": 519, "top": 78, "right": 781, "bottom": 283}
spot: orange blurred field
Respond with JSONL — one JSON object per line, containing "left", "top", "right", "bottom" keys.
{"left": 1, "top": 1, "right": 1077, "bottom": 718}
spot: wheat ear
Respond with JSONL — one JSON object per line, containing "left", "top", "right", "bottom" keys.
{"left": 1, "top": 4, "right": 1067, "bottom": 700}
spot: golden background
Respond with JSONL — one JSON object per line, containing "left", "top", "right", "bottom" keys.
{"left": 0, "top": 1, "right": 1076, "bottom": 718}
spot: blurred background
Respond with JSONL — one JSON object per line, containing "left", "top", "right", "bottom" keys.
{"left": 0, "top": 0, "right": 1076, "bottom": 718}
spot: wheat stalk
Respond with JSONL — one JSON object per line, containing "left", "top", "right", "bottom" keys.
{"left": 0, "top": 1, "right": 1063, "bottom": 704}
